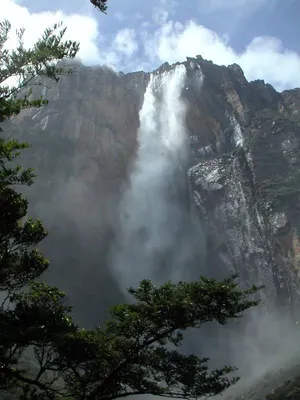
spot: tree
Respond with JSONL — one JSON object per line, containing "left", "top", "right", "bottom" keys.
{"left": 90, "top": 0, "right": 109, "bottom": 13}
{"left": 52, "top": 277, "right": 261, "bottom": 400}
{"left": 2, "top": 275, "right": 262, "bottom": 399}
{"left": 0, "top": 19, "right": 79, "bottom": 398}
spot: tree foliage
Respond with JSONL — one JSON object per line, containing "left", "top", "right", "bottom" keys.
{"left": 0, "top": 14, "right": 261, "bottom": 400}
{"left": 0, "top": 19, "right": 79, "bottom": 296}
{"left": 0, "top": 19, "right": 79, "bottom": 398}
{"left": 0, "top": 20, "right": 79, "bottom": 125}
{"left": 90, "top": 0, "right": 109, "bottom": 13}
{"left": 51, "top": 277, "right": 261, "bottom": 400}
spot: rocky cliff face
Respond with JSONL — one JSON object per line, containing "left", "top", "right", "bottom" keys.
{"left": 184, "top": 57, "right": 300, "bottom": 314}
{"left": 7, "top": 56, "right": 300, "bottom": 325}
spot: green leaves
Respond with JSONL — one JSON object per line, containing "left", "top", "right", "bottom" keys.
{"left": 10, "top": 282, "right": 74, "bottom": 336}
{"left": 53, "top": 276, "right": 261, "bottom": 400}
{"left": 90, "top": 0, "right": 108, "bottom": 13}
{"left": 107, "top": 275, "right": 261, "bottom": 346}
{"left": 0, "top": 282, "right": 77, "bottom": 399}
{"left": 0, "top": 16, "right": 80, "bottom": 293}
{"left": 0, "top": 274, "right": 259, "bottom": 400}
{"left": 139, "top": 347, "right": 238, "bottom": 398}
{"left": 0, "top": 17, "right": 80, "bottom": 398}
{"left": 0, "top": 20, "right": 79, "bottom": 88}
{"left": 0, "top": 154, "right": 49, "bottom": 291}
{"left": 0, "top": 20, "right": 79, "bottom": 133}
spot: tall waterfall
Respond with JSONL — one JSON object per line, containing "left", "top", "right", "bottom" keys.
{"left": 111, "top": 65, "right": 204, "bottom": 295}
{"left": 110, "top": 66, "right": 300, "bottom": 395}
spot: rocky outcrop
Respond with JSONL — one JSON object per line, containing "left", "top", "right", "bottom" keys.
{"left": 6, "top": 56, "right": 300, "bottom": 324}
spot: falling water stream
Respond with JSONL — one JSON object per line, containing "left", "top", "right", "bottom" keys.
{"left": 111, "top": 64, "right": 205, "bottom": 295}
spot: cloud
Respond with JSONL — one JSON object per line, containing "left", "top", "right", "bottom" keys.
{"left": 197, "top": 0, "right": 271, "bottom": 14}
{"left": 2, "top": 0, "right": 300, "bottom": 91}
{"left": 152, "top": 7, "right": 169, "bottom": 25}
{"left": 1, "top": 0, "right": 140, "bottom": 72}
{"left": 2, "top": 0, "right": 102, "bottom": 66}
{"left": 142, "top": 20, "right": 300, "bottom": 91}
{"left": 114, "top": 12, "right": 125, "bottom": 22}
{"left": 112, "top": 29, "right": 138, "bottom": 57}
{"left": 152, "top": 0, "right": 177, "bottom": 24}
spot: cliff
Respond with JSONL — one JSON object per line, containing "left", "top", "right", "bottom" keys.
{"left": 6, "top": 56, "right": 300, "bottom": 326}
{"left": 184, "top": 57, "right": 300, "bottom": 313}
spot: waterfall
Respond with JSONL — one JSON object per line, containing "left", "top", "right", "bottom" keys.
{"left": 109, "top": 65, "right": 300, "bottom": 397}
{"left": 111, "top": 65, "right": 204, "bottom": 295}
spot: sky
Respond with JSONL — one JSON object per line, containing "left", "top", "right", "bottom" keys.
{"left": 2, "top": 0, "right": 300, "bottom": 91}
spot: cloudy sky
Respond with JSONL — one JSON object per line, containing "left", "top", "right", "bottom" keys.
{"left": 2, "top": 0, "right": 300, "bottom": 91}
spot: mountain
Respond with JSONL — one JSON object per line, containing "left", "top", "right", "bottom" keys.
{"left": 5, "top": 56, "right": 300, "bottom": 396}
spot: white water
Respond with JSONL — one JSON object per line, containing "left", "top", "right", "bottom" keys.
{"left": 111, "top": 65, "right": 201, "bottom": 294}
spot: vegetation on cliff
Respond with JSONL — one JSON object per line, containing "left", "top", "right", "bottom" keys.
{"left": 0, "top": 13, "right": 261, "bottom": 400}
